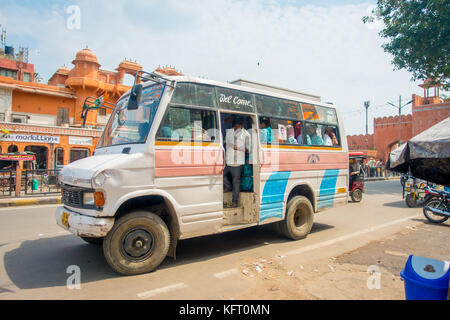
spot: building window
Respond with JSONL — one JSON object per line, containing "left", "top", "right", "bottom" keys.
{"left": 11, "top": 114, "right": 28, "bottom": 123}
{"left": 23, "top": 72, "right": 31, "bottom": 82}
{"left": 70, "top": 148, "right": 89, "bottom": 163}
{"left": 55, "top": 148, "right": 64, "bottom": 168}
{"left": 57, "top": 108, "right": 69, "bottom": 126}
{"left": 8, "top": 145, "right": 18, "bottom": 153}
{"left": 99, "top": 108, "right": 107, "bottom": 116}
{"left": 0, "top": 68, "right": 17, "bottom": 80}
{"left": 0, "top": 113, "right": 5, "bottom": 122}
{"left": 24, "top": 145, "right": 48, "bottom": 169}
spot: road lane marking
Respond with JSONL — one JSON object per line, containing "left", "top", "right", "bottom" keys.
{"left": 214, "top": 268, "right": 238, "bottom": 279}
{"left": 0, "top": 204, "right": 60, "bottom": 212}
{"left": 284, "top": 214, "right": 422, "bottom": 257}
{"left": 137, "top": 282, "right": 188, "bottom": 299}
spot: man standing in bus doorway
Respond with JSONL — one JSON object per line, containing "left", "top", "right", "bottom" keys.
{"left": 224, "top": 117, "right": 250, "bottom": 208}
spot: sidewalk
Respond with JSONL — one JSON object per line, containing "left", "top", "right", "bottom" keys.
{"left": 365, "top": 176, "right": 400, "bottom": 182}
{"left": 234, "top": 221, "right": 449, "bottom": 300}
{"left": 0, "top": 195, "right": 61, "bottom": 207}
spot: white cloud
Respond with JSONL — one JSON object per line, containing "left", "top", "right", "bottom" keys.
{"left": 0, "top": 0, "right": 423, "bottom": 135}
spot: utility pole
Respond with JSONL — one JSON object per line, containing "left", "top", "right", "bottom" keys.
{"left": 364, "top": 101, "right": 370, "bottom": 135}
{"left": 387, "top": 96, "right": 412, "bottom": 147}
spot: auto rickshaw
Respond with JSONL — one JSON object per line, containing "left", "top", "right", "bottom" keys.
{"left": 349, "top": 152, "right": 366, "bottom": 202}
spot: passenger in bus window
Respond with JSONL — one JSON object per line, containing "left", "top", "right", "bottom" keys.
{"left": 277, "top": 123, "right": 287, "bottom": 144}
{"left": 161, "top": 124, "right": 173, "bottom": 139}
{"left": 286, "top": 125, "right": 297, "bottom": 144}
{"left": 324, "top": 127, "right": 339, "bottom": 146}
{"left": 259, "top": 117, "right": 272, "bottom": 144}
{"left": 295, "top": 122, "right": 303, "bottom": 144}
{"left": 305, "top": 123, "right": 323, "bottom": 145}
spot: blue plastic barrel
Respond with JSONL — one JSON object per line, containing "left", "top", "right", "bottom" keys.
{"left": 400, "top": 255, "right": 450, "bottom": 300}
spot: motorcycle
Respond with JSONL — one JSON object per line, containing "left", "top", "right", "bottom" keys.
{"left": 400, "top": 173, "right": 408, "bottom": 187}
{"left": 422, "top": 187, "right": 450, "bottom": 224}
{"left": 403, "top": 176, "right": 434, "bottom": 208}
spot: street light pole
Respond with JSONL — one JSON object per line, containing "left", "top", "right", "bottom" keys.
{"left": 364, "top": 101, "right": 370, "bottom": 135}
{"left": 387, "top": 96, "right": 412, "bottom": 147}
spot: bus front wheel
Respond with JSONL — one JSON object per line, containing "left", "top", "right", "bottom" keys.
{"left": 278, "top": 196, "right": 314, "bottom": 240}
{"left": 103, "top": 211, "right": 170, "bottom": 276}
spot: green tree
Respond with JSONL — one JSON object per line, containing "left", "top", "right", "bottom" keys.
{"left": 363, "top": 0, "right": 450, "bottom": 89}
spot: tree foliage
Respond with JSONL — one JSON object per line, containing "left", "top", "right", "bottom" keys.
{"left": 363, "top": 0, "right": 449, "bottom": 89}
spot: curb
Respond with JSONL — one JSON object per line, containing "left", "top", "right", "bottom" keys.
{"left": 364, "top": 177, "right": 401, "bottom": 182}
{"left": 0, "top": 197, "right": 61, "bottom": 208}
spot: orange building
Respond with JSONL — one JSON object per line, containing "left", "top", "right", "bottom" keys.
{"left": 0, "top": 48, "right": 142, "bottom": 169}
{"left": 347, "top": 80, "right": 450, "bottom": 162}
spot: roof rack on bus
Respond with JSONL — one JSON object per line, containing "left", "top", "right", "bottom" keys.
{"left": 133, "top": 70, "right": 175, "bottom": 88}
{"left": 81, "top": 96, "right": 116, "bottom": 128}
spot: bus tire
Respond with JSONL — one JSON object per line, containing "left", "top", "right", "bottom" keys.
{"left": 103, "top": 211, "right": 170, "bottom": 276}
{"left": 80, "top": 236, "right": 103, "bottom": 245}
{"left": 278, "top": 196, "right": 314, "bottom": 240}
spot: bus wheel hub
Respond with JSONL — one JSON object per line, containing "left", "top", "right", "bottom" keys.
{"left": 123, "top": 230, "right": 153, "bottom": 258}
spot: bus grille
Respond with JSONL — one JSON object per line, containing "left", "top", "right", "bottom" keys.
{"left": 62, "top": 185, "right": 83, "bottom": 207}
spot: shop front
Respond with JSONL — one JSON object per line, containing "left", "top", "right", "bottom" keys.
{"left": 0, "top": 123, "right": 102, "bottom": 170}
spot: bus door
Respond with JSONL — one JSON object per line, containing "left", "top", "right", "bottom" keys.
{"left": 218, "top": 111, "right": 261, "bottom": 226}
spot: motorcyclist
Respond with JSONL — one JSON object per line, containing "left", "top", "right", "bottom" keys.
{"left": 349, "top": 158, "right": 360, "bottom": 190}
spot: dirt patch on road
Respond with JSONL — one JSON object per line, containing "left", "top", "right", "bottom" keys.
{"left": 232, "top": 222, "right": 449, "bottom": 300}
{"left": 232, "top": 256, "right": 315, "bottom": 300}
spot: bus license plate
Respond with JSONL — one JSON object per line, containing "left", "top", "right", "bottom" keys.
{"left": 62, "top": 211, "right": 70, "bottom": 229}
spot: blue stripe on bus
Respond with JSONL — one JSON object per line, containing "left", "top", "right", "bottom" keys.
{"left": 260, "top": 171, "right": 291, "bottom": 222}
{"left": 317, "top": 169, "right": 339, "bottom": 209}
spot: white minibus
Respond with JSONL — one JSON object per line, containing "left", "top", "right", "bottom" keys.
{"left": 56, "top": 71, "right": 349, "bottom": 275}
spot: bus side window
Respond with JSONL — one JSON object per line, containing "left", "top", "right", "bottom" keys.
{"left": 323, "top": 126, "right": 340, "bottom": 146}
{"left": 260, "top": 117, "right": 303, "bottom": 145}
{"left": 157, "top": 106, "right": 217, "bottom": 142}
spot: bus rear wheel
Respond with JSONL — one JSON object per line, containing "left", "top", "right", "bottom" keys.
{"left": 103, "top": 211, "right": 170, "bottom": 276}
{"left": 278, "top": 196, "right": 314, "bottom": 240}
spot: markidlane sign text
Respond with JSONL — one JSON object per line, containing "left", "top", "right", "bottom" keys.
{"left": 0, "top": 133, "right": 60, "bottom": 144}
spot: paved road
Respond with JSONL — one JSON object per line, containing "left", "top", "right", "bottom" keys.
{"left": 0, "top": 180, "right": 431, "bottom": 299}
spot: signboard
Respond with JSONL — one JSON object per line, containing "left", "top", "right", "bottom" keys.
{"left": 0, "top": 154, "right": 35, "bottom": 161}
{"left": 216, "top": 87, "right": 255, "bottom": 113}
{"left": 69, "top": 136, "right": 93, "bottom": 146}
{"left": 0, "top": 133, "right": 60, "bottom": 144}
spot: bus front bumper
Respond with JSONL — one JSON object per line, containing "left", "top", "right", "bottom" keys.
{"left": 55, "top": 206, "right": 114, "bottom": 238}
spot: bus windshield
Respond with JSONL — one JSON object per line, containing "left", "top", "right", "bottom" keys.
{"left": 97, "top": 84, "right": 165, "bottom": 148}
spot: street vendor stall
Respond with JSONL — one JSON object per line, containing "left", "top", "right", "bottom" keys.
{"left": 387, "top": 117, "right": 450, "bottom": 186}
{"left": 0, "top": 152, "right": 36, "bottom": 197}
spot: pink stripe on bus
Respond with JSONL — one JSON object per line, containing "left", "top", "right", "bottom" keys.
{"left": 155, "top": 149, "right": 223, "bottom": 177}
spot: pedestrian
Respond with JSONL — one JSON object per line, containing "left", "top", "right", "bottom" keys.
{"left": 367, "top": 157, "right": 375, "bottom": 177}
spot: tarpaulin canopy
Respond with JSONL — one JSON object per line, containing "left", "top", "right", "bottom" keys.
{"left": 387, "top": 117, "right": 450, "bottom": 186}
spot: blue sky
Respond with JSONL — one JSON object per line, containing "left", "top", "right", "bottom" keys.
{"left": 0, "top": 0, "right": 429, "bottom": 135}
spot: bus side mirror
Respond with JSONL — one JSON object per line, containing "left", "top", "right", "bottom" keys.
{"left": 127, "top": 84, "right": 143, "bottom": 110}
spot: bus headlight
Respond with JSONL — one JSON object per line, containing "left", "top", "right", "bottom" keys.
{"left": 83, "top": 192, "right": 95, "bottom": 206}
